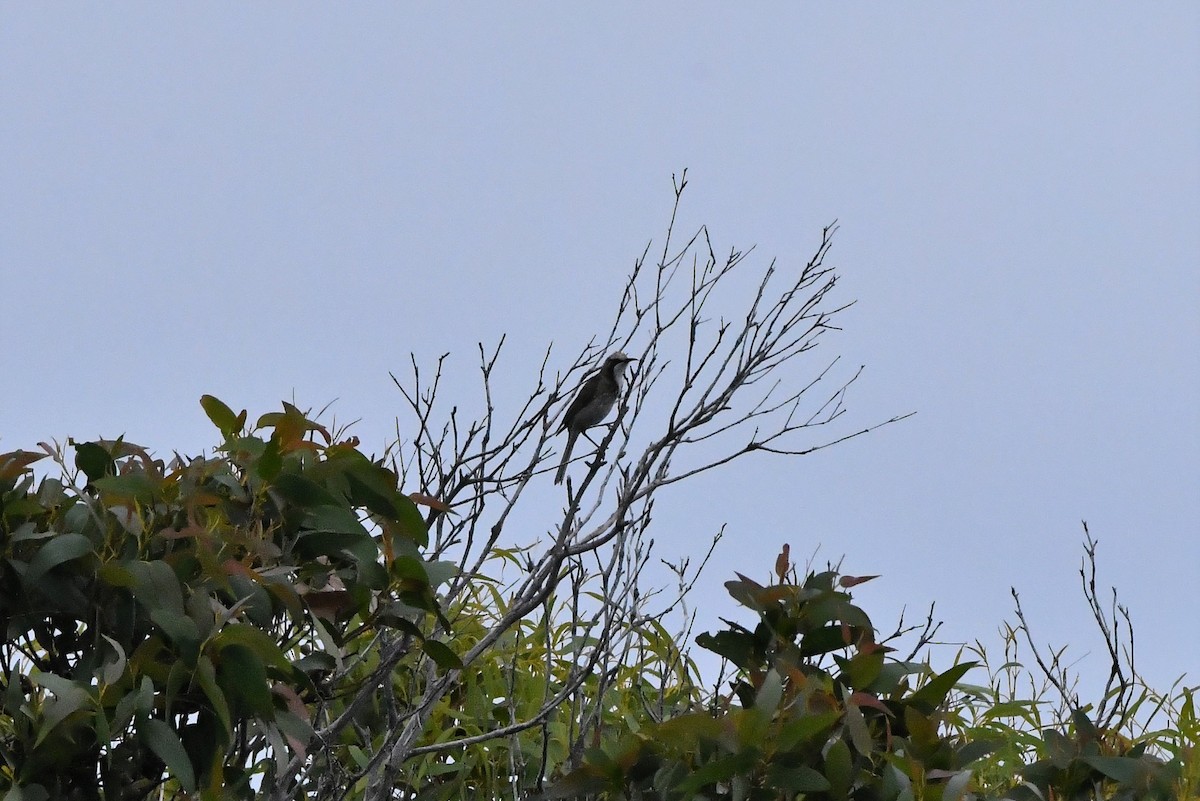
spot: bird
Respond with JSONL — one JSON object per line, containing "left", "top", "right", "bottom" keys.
{"left": 555, "top": 352, "right": 636, "bottom": 485}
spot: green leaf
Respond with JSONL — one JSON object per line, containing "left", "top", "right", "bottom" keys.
{"left": 216, "top": 644, "right": 272, "bottom": 718}
{"left": 303, "top": 505, "right": 370, "bottom": 537}
{"left": 1072, "top": 707, "right": 1100, "bottom": 742}
{"left": 341, "top": 457, "right": 404, "bottom": 517}
{"left": 423, "top": 560, "right": 458, "bottom": 589}
{"left": 825, "top": 737, "right": 853, "bottom": 800}
{"left": 212, "top": 624, "right": 291, "bottom": 671}
{"left": 357, "top": 559, "right": 389, "bottom": 591}
{"left": 696, "top": 629, "right": 757, "bottom": 667}
{"left": 24, "top": 533, "right": 93, "bottom": 586}
{"left": 255, "top": 433, "right": 283, "bottom": 480}
{"left": 347, "top": 745, "right": 370, "bottom": 770}
{"left": 391, "top": 495, "right": 430, "bottom": 548}
{"left": 844, "top": 697, "right": 873, "bottom": 755}
{"left": 11, "top": 525, "right": 55, "bottom": 542}
{"left": 421, "top": 640, "right": 463, "bottom": 671}
{"left": 391, "top": 555, "right": 431, "bottom": 584}
{"left": 1, "top": 496, "right": 45, "bottom": 521}
{"left": 200, "top": 395, "right": 242, "bottom": 437}
{"left": 910, "top": 661, "right": 977, "bottom": 710}
{"left": 654, "top": 711, "right": 724, "bottom": 743}
{"left": 1080, "top": 754, "right": 1140, "bottom": 784}
{"left": 195, "top": 655, "right": 232, "bottom": 741}
{"left": 839, "top": 650, "right": 884, "bottom": 690}
{"left": 30, "top": 671, "right": 88, "bottom": 702}
{"left": 957, "top": 737, "right": 1003, "bottom": 766}
{"left": 300, "top": 532, "right": 377, "bottom": 566}
{"left": 92, "top": 473, "right": 159, "bottom": 501}
{"left": 138, "top": 716, "right": 197, "bottom": 792}
{"left": 777, "top": 710, "right": 841, "bottom": 751}
{"left": 765, "top": 765, "right": 831, "bottom": 793}
{"left": 274, "top": 709, "right": 315, "bottom": 751}
{"left": 73, "top": 441, "right": 114, "bottom": 482}
{"left": 293, "top": 652, "right": 336, "bottom": 674}
{"left": 221, "top": 434, "right": 268, "bottom": 459}
{"left": 135, "top": 675, "right": 155, "bottom": 717}
{"left": 270, "top": 472, "right": 340, "bottom": 508}
{"left": 800, "top": 624, "right": 849, "bottom": 656}
{"left": 128, "top": 560, "right": 185, "bottom": 615}
{"left": 30, "top": 673, "right": 93, "bottom": 747}
{"left": 111, "top": 688, "right": 139, "bottom": 734}
{"left": 97, "top": 560, "right": 136, "bottom": 588}
{"left": 165, "top": 660, "right": 189, "bottom": 718}
{"left": 904, "top": 706, "right": 939, "bottom": 751}
{"left": 227, "top": 573, "right": 274, "bottom": 628}
{"left": 676, "top": 751, "right": 759, "bottom": 795}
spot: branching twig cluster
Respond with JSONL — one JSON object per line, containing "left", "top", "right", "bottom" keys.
{"left": 1010, "top": 522, "right": 1143, "bottom": 734}
{"left": 283, "top": 173, "right": 906, "bottom": 799}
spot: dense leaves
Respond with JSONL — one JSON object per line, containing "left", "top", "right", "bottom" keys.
{"left": 0, "top": 398, "right": 450, "bottom": 799}
{"left": 546, "top": 563, "right": 1188, "bottom": 800}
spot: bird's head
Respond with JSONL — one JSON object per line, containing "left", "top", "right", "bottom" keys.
{"left": 605, "top": 351, "right": 636, "bottom": 366}
{"left": 603, "top": 352, "right": 636, "bottom": 387}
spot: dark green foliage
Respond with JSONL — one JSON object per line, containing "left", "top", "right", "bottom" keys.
{"left": 547, "top": 567, "right": 988, "bottom": 799}
{"left": 545, "top": 559, "right": 1189, "bottom": 800}
{"left": 1001, "top": 708, "right": 1181, "bottom": 800}
{"left": 0, "top": 398, "right": 449, "bottom": 799}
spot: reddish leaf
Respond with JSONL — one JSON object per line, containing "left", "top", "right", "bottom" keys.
{"left": 272, "top": 683, "right": 309, "bottom": 721}
{"left": 409, "top": 492, "right": 451, "bottom": 513}
{"left": 839, "top": 574, "right": 879, "bottom": 588}
{"left": 0, "top": 450, "right": 46, "bottom": 480}
{"left": 775, "top": 544, "right": 790, "bottom": 580}
{"left": 858, "top": 640, "right": 885, "bottom": 656}
{"left": 849, "top": 691, "right": 891, "bottom": 714}
{"left": 304, "top": 589, "right": 353, "bottom": 622}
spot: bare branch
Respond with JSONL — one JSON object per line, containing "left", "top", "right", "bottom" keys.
{"left": 283, "top": 177, "right": 907, "bottom": 799}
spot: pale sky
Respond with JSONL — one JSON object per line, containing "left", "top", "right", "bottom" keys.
{"left": 3, "top": 6, "right": 1197, "bottom": 698}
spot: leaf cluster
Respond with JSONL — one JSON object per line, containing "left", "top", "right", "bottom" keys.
{"left": 545, "top": 548, "right": 1190, "bottom": 800}
{"left": 0, "top": 397, "right": 451, "bottom": 799}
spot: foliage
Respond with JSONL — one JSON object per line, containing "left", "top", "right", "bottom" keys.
{"left": 0, "top": 398, "right": 706, "bottom": 801}
{"left": 547, "top": 549, "right": 996, "bottom": 800}
{"left": 1, "top": 414, "right": 1194, "bottom": 800}
{"left": 546, "top": 543, "right": 1193, "bottom": 800}
{"left": 394, "top": 553, "right": 703, "bottom": 796}
{"left": 0, "top": 398, "right": 453, "bottom": 799}
{"left": 942, "top": 529, "right": 1197, "bottom": 801}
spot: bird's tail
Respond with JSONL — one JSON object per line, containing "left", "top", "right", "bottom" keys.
{"left": 554, "top": 432, "right": 576, "bottom": 485}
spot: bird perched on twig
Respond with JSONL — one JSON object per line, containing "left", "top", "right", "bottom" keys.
{"left": 555, "top": 352, "right": 636, "bottom": 485}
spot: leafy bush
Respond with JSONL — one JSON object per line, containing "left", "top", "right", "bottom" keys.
{"left": 547, "top": 554, "right": 990, "bottom": 799}
{"left": 0, "top": 397, "right": 702, "bottom": 800}
{"left": 546, "top": 545, "right": 1192, "bottom": 800}
{"left": 0, "top": 397, "right": 452, "bottom": 799}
